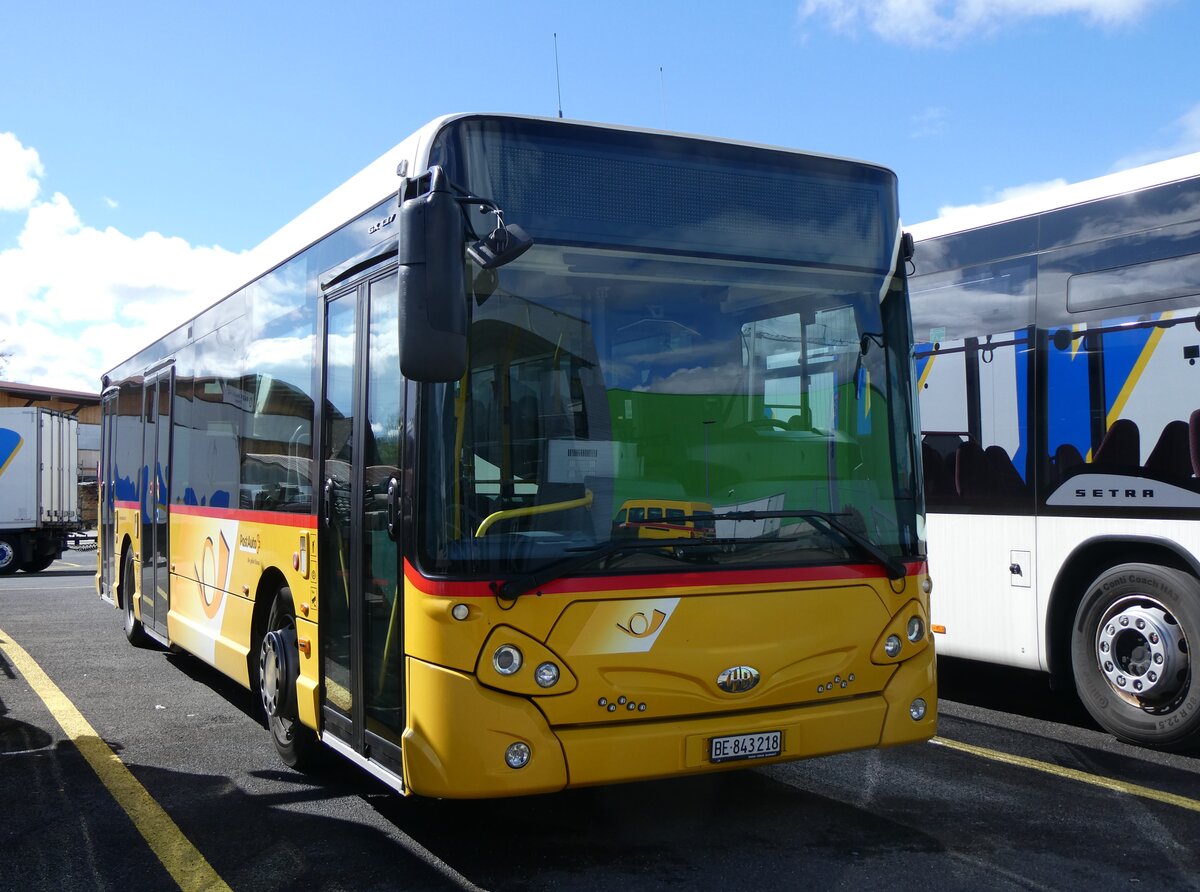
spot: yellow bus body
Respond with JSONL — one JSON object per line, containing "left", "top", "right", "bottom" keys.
{"left": 108, "top": 503, "right": 934, "bottom": 798}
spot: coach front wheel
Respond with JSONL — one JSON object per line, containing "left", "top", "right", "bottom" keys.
{"left": 1071, "top": 563, "right": 1200, "bottom": 752}
{"left": 259, "top": 587, "right": 321, "bottom": 770}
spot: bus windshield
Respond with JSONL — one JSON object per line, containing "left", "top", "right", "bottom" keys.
{"left": 417, "top": 118, "right": 919, "bottom": 577}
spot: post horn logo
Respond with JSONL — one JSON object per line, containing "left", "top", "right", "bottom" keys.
{"left": 617, "top": 609, "right": 668, "bottom": 638}
{"left": 195, "top": 531, "right": 230, "bottom": 619}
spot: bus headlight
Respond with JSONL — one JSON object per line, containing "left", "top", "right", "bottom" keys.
{"left": 884, "top": 635, "right": 903, "bottom": 658}
{"left": 910, "top": 698, "right": 928, "bottom": 721}
{"left": 534, "top": 661, "right": 560, "bottom": 688}
{"left": 505, "top": 742, "right": 531, "bottom": 769}
{"left": 493, "top": 644, "right": 523, "bottom": 676}
{"left": 906, "top": 616, "right": 925, "bottom": 643}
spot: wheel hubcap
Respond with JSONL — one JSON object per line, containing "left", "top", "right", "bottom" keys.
{"left": 1096, "top": 597, "right": 1188, "bottom": 705}
{"left": 0, "top": 542, "right": 13, "bottom": 570}
{"left": 259, "top": 630, "right": 293, "bottom": 718}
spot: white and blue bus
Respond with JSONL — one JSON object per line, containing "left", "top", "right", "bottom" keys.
{"left": 909, "top": 154, "right": 1200, "bottom": 751}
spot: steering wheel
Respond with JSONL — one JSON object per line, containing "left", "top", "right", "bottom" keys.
{"left": 740, "top": 418, "right": 790, "bottom": 431}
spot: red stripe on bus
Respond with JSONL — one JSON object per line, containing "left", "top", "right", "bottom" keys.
{"left": 114, "top": 500, "right": 139, "bottom": 511}
{"left": 404, "top": 558, "right": 927, "bottom": 598}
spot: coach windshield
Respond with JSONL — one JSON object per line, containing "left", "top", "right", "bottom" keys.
{"left": 415, "top": 116, "right": 920, "bottom": 579}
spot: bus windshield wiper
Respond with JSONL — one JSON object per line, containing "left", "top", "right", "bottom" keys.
{"left": 492, "top": 538, "right": 712, "bottom": 602}
{"left": 713, "top": 508, "right": 907, "bottom": 580}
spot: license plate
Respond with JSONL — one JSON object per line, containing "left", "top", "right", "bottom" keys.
{"left": 709, "top": 730, "right": 782, "bottom": 763}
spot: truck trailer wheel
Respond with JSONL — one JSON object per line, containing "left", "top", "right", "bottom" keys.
{"left": 1071, "top": 563, "right": 1200, "bottom": 752}
{"left": 0, "top": 535, "right": 19, "bottom": 575}
{"left": 21, "top": 555, "right": 55, "bottom": 573}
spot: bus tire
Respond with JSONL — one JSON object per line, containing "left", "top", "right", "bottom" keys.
{"left": 0, "top": 535, "right": 19, "bottom": 575}
{"left": 259, "top": 587, "right": 321, "bottom": 770}
{"left": 1071, "top": 562, "right": 1200, "bottom": 752}
{"left": 122, "top": 550, "right": 153, "bottom": 648}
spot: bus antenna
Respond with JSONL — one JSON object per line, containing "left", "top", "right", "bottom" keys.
{"left": 659, "top": 66, "right": 667, "bottom": 128}
{"left": 554, "top": 33, "right": 564, "bottom": 118}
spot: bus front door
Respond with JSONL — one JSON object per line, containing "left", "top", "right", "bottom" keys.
{"left": 318, "top": 261, "right": 406, "bottom": 782}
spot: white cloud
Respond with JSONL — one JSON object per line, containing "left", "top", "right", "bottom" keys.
{"left": 921, "top": 177, "right": 1070, "bottom": 230}
{"left": 0, "top": 132, "right": 44, "bottom": 212}
{"left": 910, "top": 106, "right": 948, "bottom": 139}
{"left": 0, "top": 139, "right": 250, "bottom": 393}
{"left": 937, "top": 178, "right": 1070, "bottom": 217}
{"left": 1112, "top": 101, "right": 1200, "bottom": 170}
{"left": 798, "top": 0, "right": 1161, "bottom": 46}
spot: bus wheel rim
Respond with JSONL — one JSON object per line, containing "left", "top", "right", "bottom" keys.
{"left": 260, "top": 631, "right": 286, "bottom": 717}
{"left": 1095, "top": 595, "right": 1188, "bottom": 706}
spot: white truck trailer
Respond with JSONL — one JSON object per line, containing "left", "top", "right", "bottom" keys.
{"left": 0, "top": 407, "right": 81, "bottom": 574}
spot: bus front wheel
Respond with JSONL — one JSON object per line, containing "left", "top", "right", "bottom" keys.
{"left": 122, "top": 551, "right": 152, "bottom": 648}
{"left": 1071, "top": 562, "right": 1200, "bottom": 752}
{"left": 259, "top": 587, "right": 321, "bottom": 770}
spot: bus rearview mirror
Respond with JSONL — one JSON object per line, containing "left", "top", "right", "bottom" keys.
{"left": 397, "top": 169, "right": 468, "bottom": 382}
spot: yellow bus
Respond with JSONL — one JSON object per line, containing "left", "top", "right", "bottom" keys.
{"left": 613, "top": 499, "right": 716, "bottom": 542}
{"left": 97, "top": 114, "right": 934, "bottom": 798}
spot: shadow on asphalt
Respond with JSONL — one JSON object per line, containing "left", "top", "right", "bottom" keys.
{"left": 937, "top": 655, "right": 1098, "bottom": 731}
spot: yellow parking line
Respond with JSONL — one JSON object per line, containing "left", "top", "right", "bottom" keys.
{"left": 0, "top": 626, "right": 231, "bottom": 891}
{"left": 932, "top": 736, "right": 1200, "bottom": 813}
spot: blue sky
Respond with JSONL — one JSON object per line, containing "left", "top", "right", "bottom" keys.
{"left": 2, "top": 0, "right": 1198, "bottom": 391}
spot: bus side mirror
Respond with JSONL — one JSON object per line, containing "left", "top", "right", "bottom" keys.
{"left": 398, "top": 168, "right": 468, "bottom": 382}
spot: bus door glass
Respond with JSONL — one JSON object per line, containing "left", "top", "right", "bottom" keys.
{"left": 99, "top": 388, "right": 118, "bottom": 600}
{"left": 140, "top": 365, "right": 173, "bottom": 636}
{"left": 319, "top": 265, "right": 405, "bottom": 769}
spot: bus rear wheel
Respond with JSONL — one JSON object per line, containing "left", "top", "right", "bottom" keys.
{"left": 259, "top": 587, "right": 321, "bottom": 770}
{"left": 1071, "top": 563, "right": 1200, "bottom": 752}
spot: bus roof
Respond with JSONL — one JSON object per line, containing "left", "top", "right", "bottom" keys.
{"left": 104, "top": 113, "right": 900, "bottom": 381}
{"left": 104, "top": 113, "right": 903, "bottom": 383}
{"left": 907, "top": 151, "right": 1200, "bottom": 242}
{"left": 219, "top": 113, "right": 895, "bottom": 315}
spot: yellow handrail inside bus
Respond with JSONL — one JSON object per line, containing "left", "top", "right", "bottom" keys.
{"left": 475, "top": 489, "right": 594, "bottom": 537}
{"left": 377, "top": 583, "right": 400, "bottom": 697}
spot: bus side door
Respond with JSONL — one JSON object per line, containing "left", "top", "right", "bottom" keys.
{"left": 318, "top": 256, "right": 407, "bottom": 780}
